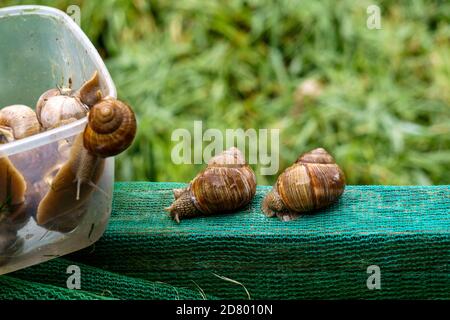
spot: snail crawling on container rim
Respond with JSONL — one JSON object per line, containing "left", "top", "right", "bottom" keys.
{"left": 36, "top": 96, "right": 137, "bottom": 233}
{"left": 262, "top": 148, "right": 346, "bottom": 221}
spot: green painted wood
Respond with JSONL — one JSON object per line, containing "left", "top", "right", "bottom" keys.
{"left": 4, "top": 183, "right": 450, "bottom": 299}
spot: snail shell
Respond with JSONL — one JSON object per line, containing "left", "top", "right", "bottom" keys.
{"left": 36, "top": 88, "right": 64, "bottom": 124}
{"left": 165, "top": 147, "right": 257, "bottom": 223}
{"left": 36, "top": 71, "right": 102, "bottom": 129}
{"left": 262, "top": 148, "right": 345, "bottom": 221}
{"left": 0, "top": 105, "right": 40, "bottom": 140}
{"left": 36, "top": 91, "right": 88, "bottom": 129}
{"left": 83, "top": 98, "right": 137, "bottom": 158}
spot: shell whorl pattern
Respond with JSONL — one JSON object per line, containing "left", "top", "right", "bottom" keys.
{"left": 166, "top": 148, "right": 257, "bottom": 222}
{"left": 191, "top": 164, "right": 256, "bottom": 214}
{"left": 278, "top": 148, "right": 345, "bottom": 212}
{"left": 263, "top": 148, "right": 345, "bottom": 218}
{"left": 296, "top": 147, "right": 335, "bottom": 164}
{"left": 83, "top": 98, "right": 136, "bottom": 158}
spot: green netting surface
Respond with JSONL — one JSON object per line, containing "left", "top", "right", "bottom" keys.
{"left": 2, "top": 183, "right": 449, "bottom": 299}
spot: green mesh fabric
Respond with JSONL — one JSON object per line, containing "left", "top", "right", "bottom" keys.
{"left": 6, "top": 258, "right": 213, "bottom": 300}
{"left": 2, "top": 183, "right": 449, "bottom": 299}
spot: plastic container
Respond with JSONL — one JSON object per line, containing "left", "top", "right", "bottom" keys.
{"left": 0, "top": 6, "right": 115, "bottom": 275}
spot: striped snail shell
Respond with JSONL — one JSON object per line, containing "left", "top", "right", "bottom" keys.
{"left": 165, "top": 147, "right": 257, "bottom": 223}
{"left": 262, "top": 148, "right": 345, "bottom": 221}
{"left": 83, "top": 98, "right": 137, "bottom": 158}
{"left": 0, "top": 105, "right": 40, "bottom": 140}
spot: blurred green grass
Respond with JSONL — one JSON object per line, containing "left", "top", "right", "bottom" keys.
{"left": 4, "top": 0, "right": 450, "bottom": 185}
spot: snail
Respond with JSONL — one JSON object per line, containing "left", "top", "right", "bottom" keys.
{"left": 0, "top": 157, "right": 27, "bottom": 218}
{"left": 0, "top": 105, "right": 40, "bottom": 140}
{"left": 0, "top": 138, "right": 28, "bottom": 263}
{"left": 36, "top": 96, "right": 136, "bottom": 232}
{"left": 36, "top": 134, "right": 105, "bottom": 233}
{"left": 36, "top": 88, "right": 88, "bottom": 129}
{"left": 0, "top": 105, "right": 60, "bottom": 212}
{"left": 262, "top": 148, "right": 345, "bottom": 221}
{"left": 36, "top": 71, "right": 103, "bottom": 129}
{"left": 0, "top": 107, "right": 35, "bottom": 219}
{"left": 83, "top": 98, "right": 137, "bottom": 158}
{"left": 165, "top": 147, "right": 257, "bottom": 223}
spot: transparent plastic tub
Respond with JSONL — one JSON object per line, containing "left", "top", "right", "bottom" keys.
{"left": 0, "top": 6, "right": 115, "bottom": 274}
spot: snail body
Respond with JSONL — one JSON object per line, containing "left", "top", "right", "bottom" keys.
{"left": 0, "top": 105, "right": 40, "bottom": 140}
{"left": 0, "top": 157, "right": 27, "bottom": 213}
{"left": 166, "top": 147, "right": 256, "bottom": 223}
{"left": 262, "top": 148, "right": 345, "bottom": 221}
{"left": 77, "top": 71, "right": 103, "bottom": 107}
{"left": 83, "top": 98, "right": 137, "bottom": 158}
{"left": 36, "top": 94, "right": 136, "bottom": 232}
{"left": 36, "top": 134, "right": 105, "bottom": 233}
{"left": 0, "top": 124, "right": 30, "bottom": 250}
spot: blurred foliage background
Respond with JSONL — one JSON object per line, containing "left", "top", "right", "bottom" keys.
{"left": 3, "top": 0, "right": 450, "bottom": 185}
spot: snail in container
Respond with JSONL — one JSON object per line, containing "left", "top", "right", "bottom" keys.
{"left": 0, "top": 105, "right": 39, "bottom": 217}
{"left": 36, "top": 71, "right": 103, "bottom": 129}
{"left": 0, "top": 153, "right": 27, "bottom": 264}
{"left": 0, "top": 105, "right": 40, "bottom": 141}
{"left": 36, "top": 134, "right": 105, "bottom": 233}
{"left": 0, "top": 157, "right": 27, "bottom": 222}
{"left": 262, "top": 148, "right": 345, "bottom": 221}
{"left": 165, "top": 147, "right": 257, "bottom": 223}
{"left": 36, "top": 97, "right": 136, "bottom": 233}
{"left": 0, "top": 108, "right": 39, "bottom": 263}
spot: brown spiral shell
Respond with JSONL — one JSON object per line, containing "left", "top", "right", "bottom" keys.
{"left": 165, "top": 147, "right": 257, "bottom": 222}
{"left": 263, "top": 148, "right": 345, "bottom": 220}
{"left": 83, "top": 98, "right": 136, "bottom": 158}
